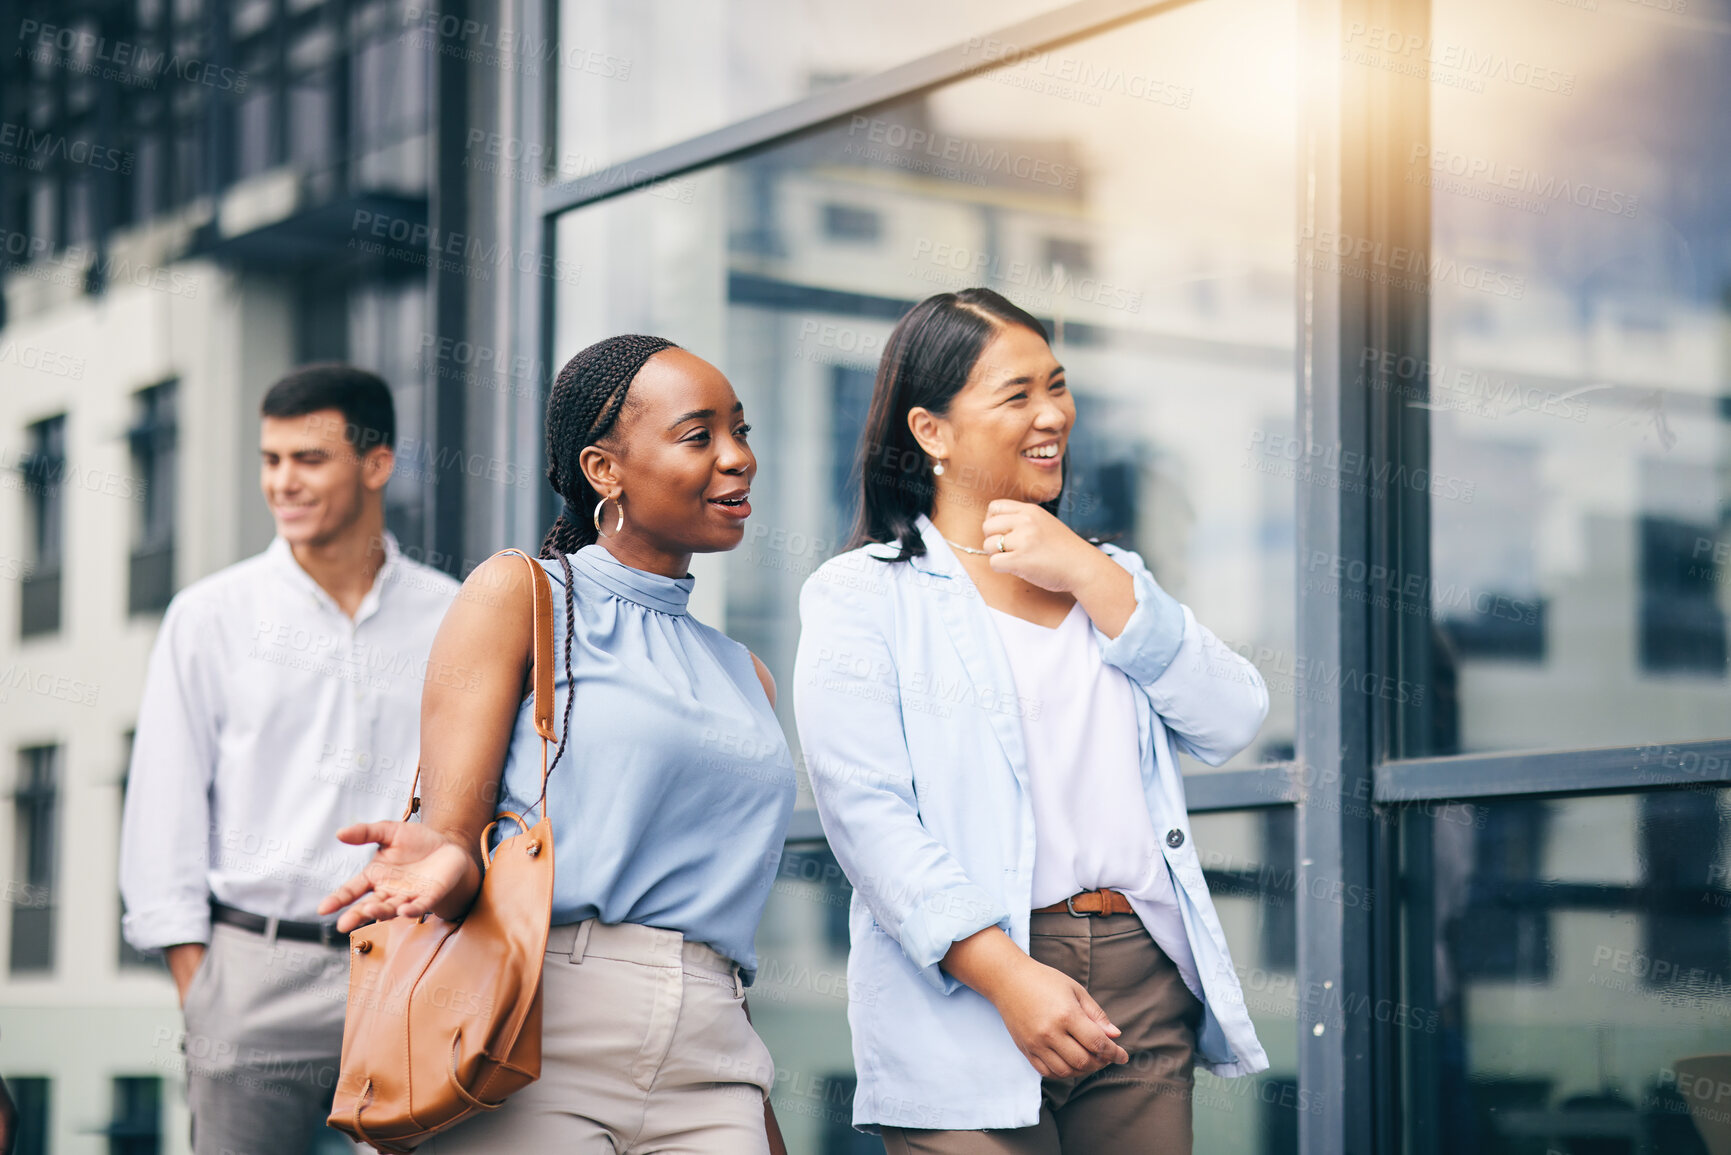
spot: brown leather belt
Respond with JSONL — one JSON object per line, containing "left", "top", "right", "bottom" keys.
{"left": 1034, "top": 888, "right": 1136, "bottom": 917}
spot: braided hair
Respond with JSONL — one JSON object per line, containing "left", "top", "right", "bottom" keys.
{"left": 530, "top": 334, "right": 677, "bottom": 795}
{"left": 539, "top": 334, "right": 679, "bottom": 559}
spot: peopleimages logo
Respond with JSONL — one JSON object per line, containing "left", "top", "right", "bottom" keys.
{"left": 17, "top": 20, "right": 248, "bottom": 91}
{"left": 0, "top": 122, "right": 132, "bottom": 174}
{"left": 845, "top": 116, "right": 1080, "bottom": 190}
{"left": 0, "top": 226, "right": 200, "bottom": 297}
{"left": 1408, "top": 145, "right": 1639, "bottom": 218}
{"left": 1342, "top": 23, "right": 1576, "bottom": 95}
{"left": 0, "top": 338, "right": 86, "bottom": 379}
{"left": 1298, "top": 225, "right": 1526, "bottom": 300}
{"left": 909, "top": 239, "right": 1142, "bottom": 314}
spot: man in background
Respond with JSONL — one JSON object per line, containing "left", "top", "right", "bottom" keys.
{"left": 120, "top": 366, "right": 460, "bottom": 1154}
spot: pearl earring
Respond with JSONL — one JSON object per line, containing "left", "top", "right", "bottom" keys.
{"left": 932, "top": 459, "right": 946, "bottom": 476}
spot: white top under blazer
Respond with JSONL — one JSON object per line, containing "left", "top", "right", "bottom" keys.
{"left": 986, "top": 601, "right": 1201, "bottom": 998}
{"left": 794, "top": 513, "right": 1271, "bottom": 1132}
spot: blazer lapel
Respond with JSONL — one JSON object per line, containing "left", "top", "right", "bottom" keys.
{"left": 912, "top": 516, "right": 1030, "bottom": 789}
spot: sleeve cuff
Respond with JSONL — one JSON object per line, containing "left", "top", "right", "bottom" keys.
{"left": 122, "top": 904, "right": 211, "bottom": 954}
{"left": 1097, "top": 562, "right": 1187, "bottom": 686}
{"left": 897, "top": 885, "right": 1012, "bottom": 996}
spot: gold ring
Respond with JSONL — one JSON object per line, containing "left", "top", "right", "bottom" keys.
{"left": 997, "top": 534, "right": 1009, "bottom": 553}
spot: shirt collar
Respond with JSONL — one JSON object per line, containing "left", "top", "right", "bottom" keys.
{"left": 906, "top": 513, "right": 962, "bottom": 579}
{"left": 571, "top": 544, "right": 693, "bottom": 615}
{"left": 265, "top": 531, "right": 403, "bottom": 621}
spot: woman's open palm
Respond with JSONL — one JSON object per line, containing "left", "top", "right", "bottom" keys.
{"left": 318, "top": 820, "right": 474, "bottom": 933}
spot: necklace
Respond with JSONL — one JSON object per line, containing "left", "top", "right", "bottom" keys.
{"left": 943, "top": 538, "right": 989, "bottom": 556}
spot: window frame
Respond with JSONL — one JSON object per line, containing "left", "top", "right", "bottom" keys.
{"left": 126, "top": 380, "right": 178, "bottom": 617}
{"left": 18, "top": 414, "right": 68, "bottom": 639}
{"left": 10, "top": 744, "right": 60, "bottom": 976}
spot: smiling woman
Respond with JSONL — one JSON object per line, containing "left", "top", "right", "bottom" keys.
{"left": 321, "top": 335, "right": 796, "bottom": 1155}
{"left": 535, "top": 336, "right": 760, "bottom": 572}
{"left": 793, "top": 289, "right": 1271, "bottom": 1153}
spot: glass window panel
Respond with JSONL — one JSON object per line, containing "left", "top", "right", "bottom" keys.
{"left": 1401, "top": 791, "right": 1731, "bottom": 1155}
{"left": 750, "top": 842, "right": 863, "bottom": 1151}
{"left": 4, "top": 1077, "right": 48, "bottom": 1155}
{"left": 10, "top": 746, "right": 59, "bottom": 974}
{"left": 347, "top": 279, "right": 433, "bottom": 553}
{"left": 1422, "top": 0, "right": 1731, "bottom": 754}
{"left": 231, "top": 0, "right": 272, "bottom": 39}
{"left": 553, "top": 0, "right": 1298, "bottom": 773}
{"left": 353, "top": 29, "right": 429, "bottom": 191}
{"left": 1191, "top": 808, "right": 1301, "bottom": 1154}
{"left": 290, "top": 78, "right": 335, "bottom": 178}
{"left": 108, "top": 1075, "right": 161, "bottom": 1155}
{"left": 128, "top": 382, "right": 178, "bottom": 615}
{"left": 553, "top": 0, "right": 1081, "bottom": 173}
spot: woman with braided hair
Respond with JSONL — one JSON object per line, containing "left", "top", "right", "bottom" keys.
{"left": 320, "top": 335, "right": 795, "bottom": 1153}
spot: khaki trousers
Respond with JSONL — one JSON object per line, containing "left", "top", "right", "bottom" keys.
{"left": 179, "top": 922, "right": 358, "bottom": 1155}
{"left": 421, "top": 919, "right": 775, "bottom": 1154}
{"left": 881, "top": 911, "right": 1204, "bottom": 1155}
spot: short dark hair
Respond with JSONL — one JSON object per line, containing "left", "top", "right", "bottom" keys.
{"left": 260, "top": 364, "right": 396, "bottom": 453}
{"left": 847, "top": 288, "right": 1059, "bottom": 561}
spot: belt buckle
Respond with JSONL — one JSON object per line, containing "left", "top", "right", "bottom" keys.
{"left": 1065, "top": 893, "right": 1093, "bottom": 918}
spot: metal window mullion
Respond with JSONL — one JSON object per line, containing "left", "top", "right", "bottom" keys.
{"left": 1361, "top": 0, "right": 1432, "bottom": 1147}
{"left": 1377, "top": 739, "right": 1731, "bottom": 802}
{"left": 1183, "top": 766, "right": 1303, "bottom": 812}
{"left": 1294, "top": 0, "right": 1387, "bottom": 1146}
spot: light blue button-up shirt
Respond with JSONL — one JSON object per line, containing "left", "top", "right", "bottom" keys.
{"left": 793, "top": 515, "right": 1270, "bottom": 1131}
{"left": 493, "top": 545, "right": 797, "bottom": 984}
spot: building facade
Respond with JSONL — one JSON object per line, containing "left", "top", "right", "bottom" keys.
{"left": 0, "top": 0, "right": 525, "bottom": 1150}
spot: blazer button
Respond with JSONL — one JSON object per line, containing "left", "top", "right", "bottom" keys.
{"left": 1166, "top": 829, "right": 1185, "bottom": 849}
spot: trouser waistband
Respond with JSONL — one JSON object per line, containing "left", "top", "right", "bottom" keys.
{"left": 210, "top": 899, "right": 348, "bottom": 946}
{"left": 546, "top": 919, "right": 740, "bottom": 984}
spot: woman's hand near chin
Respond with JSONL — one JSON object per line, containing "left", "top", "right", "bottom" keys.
{"left": 979, "top": 499, "right": 1094, "bottom": 591}
{"left": 979, "top": 499, "right": 1137, "bottom": 637}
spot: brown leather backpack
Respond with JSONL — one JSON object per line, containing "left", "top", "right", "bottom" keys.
{"left": 328, "top": 548, "right": 566, "bottom": 1151}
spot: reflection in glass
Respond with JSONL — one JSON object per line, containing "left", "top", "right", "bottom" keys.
{"left": 556, "top": 0, "right": 1075, "bottom": 171}
{"left": 554, "top": 0, "right": 1299, "bottom": 773}
{"left": 1423, "top": 0, "right": 1731, "bottom": 754}
{"left": 561, "top": 9, "right": 1303, "bottom": 1141}
{"left": 751, "top": 842, "right": 871, "bottom": 1154}
{"left": 1402, "top": 792, "right": 1731, "bottom": 1155}
{"left": 1192, "top": 808, "right": 1301, "bottom": 1155}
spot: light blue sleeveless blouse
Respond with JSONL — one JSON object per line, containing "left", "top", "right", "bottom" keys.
{"left": 492, "top": 545, "right": 795, "bottom": 983}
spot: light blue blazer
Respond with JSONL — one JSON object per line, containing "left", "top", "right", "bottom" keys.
{"left": 792, "top": 514, "right": 1271, "bottom": 1132}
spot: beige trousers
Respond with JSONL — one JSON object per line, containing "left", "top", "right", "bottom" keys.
{"left": 881, "top": 911, "right": 1205, "bottom": 1155}
{"left": 421, "top": 919, "right": 775, "bottom": 1154}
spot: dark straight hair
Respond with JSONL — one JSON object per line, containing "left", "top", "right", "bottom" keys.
{"left": 846, "top": 287, "right": 1063, "bottom": 561}
{"left": 260, "top": 363, "right": 396, "bottom": 453}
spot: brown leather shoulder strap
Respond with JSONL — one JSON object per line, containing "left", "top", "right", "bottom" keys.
{"left": 492, "top": 548, "right": 558, "bottom": 743}
{"left": 398, "top": 548, "right": 559, "bottom": 823}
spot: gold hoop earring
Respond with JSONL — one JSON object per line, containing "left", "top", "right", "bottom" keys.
{"left": 593, "top": 495, "right": 624, "bottom": 536}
